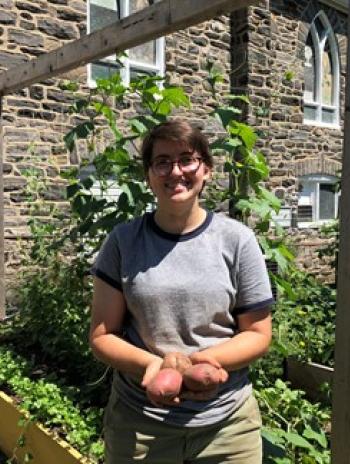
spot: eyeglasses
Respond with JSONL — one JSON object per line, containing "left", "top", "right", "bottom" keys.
{"left": 150, "top": 155, "right": 203, "bottom": 177}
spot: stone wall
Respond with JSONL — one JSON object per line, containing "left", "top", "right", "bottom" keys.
{"left": 0, "top": 1, "right": 232, "bottom": 289}
{"left": 236, "top": 0, "right": 346, "bottom": 281}
{"left": 0, "top": 1, "right": 346, "bottom": 291}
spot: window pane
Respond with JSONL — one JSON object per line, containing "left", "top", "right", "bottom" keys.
{"left": 91, "top": 62, "right": 120, "bottom": 81}
{"left": 322, "top": 41, "right": 333, "bottom": 105}
{"left": 298, "top": 181, "right": 314, "bottom": 221}
{"left": 90, "top": 0, "right": 119, "bottom": 32}
{"left": 130, "top": 68, "right": 155, "bottom": 81}
{"left": 304, "top": 34, "right": 315, "bottom": 101}
{"left": 129, "top": 0, "right": 149, "bottom": 13}
{"left": 128, "top": 0, "right": 157, "bottom": 65}
{"left": 319, "top": 183, "right": 335, "bottom": 219}
{"left": 314, "top": 16, "right": 324, "bottom": 37}
{"left": 297, "top": 205, "right": 313, "bottom": 222}
{"left": 322, "top": 108, "right": 335, "bottom": 124}
{"left": 304, "top": 105, "right": 317, "bottom": 121}
{"left": 129, "top": 43, "right": 157, "bottom": 65}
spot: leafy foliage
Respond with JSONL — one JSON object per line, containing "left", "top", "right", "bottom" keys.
{"left": 1, "top": 68, "right": 334, "bottom": 464}
{"left": 273, "top": 269, "right": 336, "bottom": 368}
{"left": 203, "top": 61, "right": 295, "bottom": 282}
{"left": 317, "top": 220, "right": 339, "bottom": 276}
{"left": 0, "top": 346, "right": 104, "bottom": 463}
{"left": 62, "top": 73, "right": 190, "bottom": 254}
{"left": 258, "top": 379, "right": 330, "bottom": 464}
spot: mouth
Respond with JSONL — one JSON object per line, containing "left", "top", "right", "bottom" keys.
{"left": 164, "top": 180, "right": 191, "bottom": 192}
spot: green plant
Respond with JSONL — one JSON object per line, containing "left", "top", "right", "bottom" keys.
{"left": 275, "top": 270, "right": 336, "bottom": 367}
{"left": 257, "top": 379, "right": 330, "bottom": 463}
{"left": 317, "top": 220, "right": 339, "bottom": 276}
{"left": 0, "top": 346, "right": 104, "bottom": 463}
{"left": 203, "top": 61, "right": 295, "bottom": 282}
{"left": 284, "top": 70, "right": 295, "bottom": 82}
{"left": 61, "top": 73, "right": 190, "bottom": 254}
{"left": 3, "top": 68, "right": 334, "bottom": 464}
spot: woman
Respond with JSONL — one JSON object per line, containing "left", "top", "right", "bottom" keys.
{"left": 90, "top": 120, "right": 273, "bottom": 463}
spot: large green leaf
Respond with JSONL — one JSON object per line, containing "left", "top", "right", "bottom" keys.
{"left": 281, "top": 431, "right": 313, "bottom": 450}
{"left": 229, "top": 121, "right": 257, "bottom": 150}
{"left": 226, "top": 94, "right": 250, "bottom": 104}
{"left": 210, "top": 138, "right": 242, "bottom": 153}
{"left": 258, "top": 187, "right": 281, "bottom": 212}
{"left": 303, "top": 428, "right": 328, "bottom": 449}
{"left": 64, "top": 121, "right": 94, "bottom": 152}
{"left": 213, "top": 106, "right": 241, "bottom": 128}
{"left": 162, "top": 86, "right": 190, "bottom": 108}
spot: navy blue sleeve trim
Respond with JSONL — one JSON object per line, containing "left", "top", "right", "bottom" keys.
{"left": 90, "top": 268, "right": 123, "bottom": 292}
{"left": 235, "top": 297, "right": 274, "bottom": 315}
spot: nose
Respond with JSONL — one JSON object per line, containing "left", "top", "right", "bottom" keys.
{"left": 169, "top": 161, "right": 183, "bottom": 175}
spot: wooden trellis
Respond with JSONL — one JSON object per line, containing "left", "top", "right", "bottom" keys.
{"left": 0, "top": 1, "right": 349, "bottom": 462}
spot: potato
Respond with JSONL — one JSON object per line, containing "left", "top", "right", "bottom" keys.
{"left": 162, "top": 352, "right": 192, "bottom": 374}
{"left": 183, "top": 363, "right": 222, "bottom": 392}
{"left": 146, "top": 368, "right": 183, "bottom": 401}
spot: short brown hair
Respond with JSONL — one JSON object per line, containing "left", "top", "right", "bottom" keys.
{"left": 141, "top": 120, "right": 214, "bottom": 173}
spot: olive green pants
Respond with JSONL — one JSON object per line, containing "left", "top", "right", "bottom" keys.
{"left": 104, "top": 394, "right": 262, "bottom": 464}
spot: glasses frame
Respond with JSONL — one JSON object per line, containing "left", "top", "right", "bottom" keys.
{"left": 150, "top": 156, "right": 203, "bottom": 177}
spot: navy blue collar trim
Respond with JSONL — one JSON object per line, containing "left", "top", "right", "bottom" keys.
{"left": 147, "top": 211, "right": 213, "bottom": 242}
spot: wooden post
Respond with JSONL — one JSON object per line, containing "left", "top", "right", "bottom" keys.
{"left": 0, "top": 97, "right": 5, "bottom": 319}
{"left": 331, "top": 9, "right": 350, "bottom": 464}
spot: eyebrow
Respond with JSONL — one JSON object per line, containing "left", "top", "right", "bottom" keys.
{"left": 152, "top": 151, "right": 194, "bottom": 160}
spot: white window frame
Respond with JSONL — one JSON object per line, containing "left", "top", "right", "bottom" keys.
{"left": 303, "top": 11, "right": 340, "bottom": 128}
{"left": 297, "top": 174, "right": 339, "bottom": 228}
{"left": 87, "top": 0, "right": 165, "bottom": 87}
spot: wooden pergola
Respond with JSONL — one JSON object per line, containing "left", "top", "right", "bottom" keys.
{"left": 0, "top": 0, "right": 349, "bottom": 461}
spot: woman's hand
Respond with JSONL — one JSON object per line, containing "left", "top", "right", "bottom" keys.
{"left": 142, "top": 357, "right": 182, "bottom": 407}
{"left": 189, "top": 352, "right": 229, "bottom": 383}
{"left": 141, "top": 357, "right": 163, "bottom": 388}
{"left": 179, "top": 352, "right": 228, "bottom": 402}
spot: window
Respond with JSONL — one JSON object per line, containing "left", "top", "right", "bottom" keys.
{"left": 297, "top": 175, "right": 339, "bottom": 227}
{"left": 87, "top": 0, "right": 165, "bottom": 86}
{"left": 303, "top": 12, "right": 339, "bottom": 126}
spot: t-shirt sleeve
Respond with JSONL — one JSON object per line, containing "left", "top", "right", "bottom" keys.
{"left": 234, "top": 233, "right": 274, "bottom": 314}
{"left": 90, "top": 230, "right": 123, "bottom": 292}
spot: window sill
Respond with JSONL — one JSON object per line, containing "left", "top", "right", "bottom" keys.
{"left": 303, "top": 119, "right": 341, "bottom": 130}
{"left": 297, "top": 220, "right": 335, "bottom": 229}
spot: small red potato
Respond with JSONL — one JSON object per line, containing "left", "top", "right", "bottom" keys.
{"left": 146, "top": 368, "right": 183, "bottom": 402}
{"left": 183, "top": 363, "right": 222, "bottom": 392}
{"left": 162, "top": 352, "right": 192, "bottom": 374}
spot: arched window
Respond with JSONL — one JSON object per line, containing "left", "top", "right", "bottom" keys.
{"left": 303, "top": 12, "right": 339, "bottom": 126}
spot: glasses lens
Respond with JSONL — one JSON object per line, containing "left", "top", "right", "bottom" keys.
{"left": 153, "top": 160, "right": 171, "bottom": 176}
{"left": 151, "top": 156, "right": 202, "bottom": 176}
{"left": 180, "top": 156, "right": 200, "bottom": 172}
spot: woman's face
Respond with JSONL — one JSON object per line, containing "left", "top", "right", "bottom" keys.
{"left": 147, "top": 139, "right": 211, "bottom": 209}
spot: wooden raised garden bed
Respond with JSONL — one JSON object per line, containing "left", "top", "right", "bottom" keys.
{"left": 285, "top": 358, "right": 333, "bottom": 402}
{"left": 0, "top": 390, "right": 90, "bottom": 464}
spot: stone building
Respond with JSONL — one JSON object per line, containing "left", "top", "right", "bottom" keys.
{"left": 0, "top": 0, "right": 347, "bottom": 294}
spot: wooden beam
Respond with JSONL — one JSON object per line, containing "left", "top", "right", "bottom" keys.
{"left": 0, "top": 0, "right": 256, "bottom": 96}
{"left": 331, "top": 9, "right": 350, "bottom": 464}
{"left": 0, "top": 97, "right": 5, "bottom": 320}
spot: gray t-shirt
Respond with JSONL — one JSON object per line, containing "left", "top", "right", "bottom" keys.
{"left": 92, "top": 211, "right": 273, "bottom": 427}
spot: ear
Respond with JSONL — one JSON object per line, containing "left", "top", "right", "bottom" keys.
{"left": 145, "top": 172, "right": 154, "bottom": 192}
{"left": 203, "top": 165, "right": 212, "bottom": 181}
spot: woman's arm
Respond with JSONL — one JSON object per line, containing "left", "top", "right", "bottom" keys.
{"left": 89, "top": 277, "right": 163, "bottom": 381}
{"left": 190, "top": 308, "right": 272, "bottom": 372}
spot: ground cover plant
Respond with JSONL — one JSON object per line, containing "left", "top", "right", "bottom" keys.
{"left": 0, "top": 67, "right": 334, "bottom": 463}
